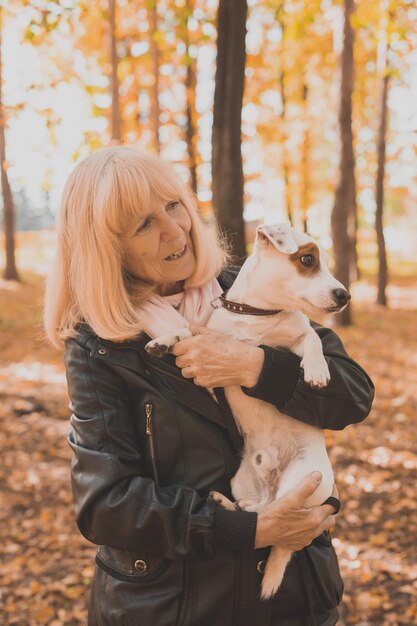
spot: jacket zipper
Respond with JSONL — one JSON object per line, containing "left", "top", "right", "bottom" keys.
{"left": 175, "top": 562, "right": 192, "bottom": 626}
{"left": 148, "top": 363, "right": 235, "bottom": 481}
{"left": 145, "top": 402, "right": 159, "bottom": 484}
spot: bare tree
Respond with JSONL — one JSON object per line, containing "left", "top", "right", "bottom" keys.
{"left": 375, "top": 72, "right": 389, "bottom": 306}
{"left": 375, "top": 8, "right": 391, "bottom": 306}
{"left": 331, "top": 0, "right": 356, "bottom": 326}
{"left": 149, "top": 0, "right": 161, "bottom": 153}
{"left": 276, "top": 3, "right": 293, "bottom": 225}
{"left": 184, "top": 0, "right": 198, "bottom": 193}
{"left": 109, "top": 0, "right": 122, "bottom": 142}
{"left": 0, "top": 6, "right": 18, "bottom": 281}
{"left": 300, "top": 81, "right": 310, "bottom": 233}
{"left": 212, "top": 0, "right": 248, "bottom": 262}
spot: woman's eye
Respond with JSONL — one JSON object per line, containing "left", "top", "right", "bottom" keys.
{"left": 167, "top": 200, "right": 180, "bottom": 211}
{"left": 136, "top": 219, "right": 151, "bottom": 234}
{"left": 300, "top": 254, "right": 313, "bottom": 266}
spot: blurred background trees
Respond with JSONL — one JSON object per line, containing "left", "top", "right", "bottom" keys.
{"left": 0, "top": 4, "right": 19, "bottom": 280}
{"left": 1, "top": 0, "right": 416, "bottom": 323}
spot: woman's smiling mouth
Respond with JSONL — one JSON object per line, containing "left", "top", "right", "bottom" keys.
{"left": 165, "top": 244, "right": 187, "bottom": 261}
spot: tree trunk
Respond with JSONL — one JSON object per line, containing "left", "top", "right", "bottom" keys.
{"left": 350, "top": 191, "right": 360, "bottom": 282}
{"left": 276, "top": 5, "right": 293, "bottom": 226}
{"left": 0, "top": 7, "right": 19, "bottom": 281}
{"left": 184, "top": 0, "right": 198, "bottom": 193}
{"left": 149, "top": 0, "right": 161, "bottom": 153}
{"left": 331, "top": 0, "right": 356, "bottom": 326}
{"left": 375, "top": 63, "right": 390, "bottom": 305}
{"left": 212, "top": 0, "right": 248, "bottom": 263}
{"left": 300, "top": 81, "right": 309, "bottom": 233}
{"left": 109, "top": 0, "right": 122, "bottom": 142}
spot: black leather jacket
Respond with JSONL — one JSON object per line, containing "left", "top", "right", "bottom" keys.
{"left": 65, "top": 267, "right": 374, "bottom": 626}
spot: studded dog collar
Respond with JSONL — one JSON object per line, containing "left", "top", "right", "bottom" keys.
{"left": 211, "top": 290, "right": 283, "bottom": 316}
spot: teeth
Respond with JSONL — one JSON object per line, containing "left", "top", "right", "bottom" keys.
{"left": 166, "top": 245, "right": 186, "bottom": 260}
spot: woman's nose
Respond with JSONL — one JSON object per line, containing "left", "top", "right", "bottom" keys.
{"left": 160, "top": 215, "right": 183, "bottom": 241}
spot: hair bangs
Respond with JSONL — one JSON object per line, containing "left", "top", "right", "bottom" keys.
{"left": 138, "top": 156, "right": 189, "bottom": 215}
{"left": 97, "top": 149, "right": 188, "bottom": 236}
{"left": 99, "top": 154, "right": 152, "bottom": 235}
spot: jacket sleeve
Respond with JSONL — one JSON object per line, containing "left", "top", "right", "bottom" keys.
{"left": 242, "top": 323, "right": 374, "bottom": 430}
{"left": 65, "top": 338, "right": 257, "bottom": 559}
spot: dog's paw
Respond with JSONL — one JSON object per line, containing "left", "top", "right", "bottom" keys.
{"left": 145, "top": 329, "right": 192, "bottom": 358}
{"left": 208, "top": 491, "right": 239, "bottom": 511}
{"left": 301, "top": 360, "right": 331, "bottom": 388}
{"left": 236, "top": 498, "right": 263, "bottom": 513}
{"left": 145, "top": 340, "right": 171, "bottom": 358}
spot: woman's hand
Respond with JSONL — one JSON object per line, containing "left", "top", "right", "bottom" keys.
{"left": 171, "top": 325, "right": 264, "bottom": 388}
{"left": 255, "top": 472, "right": 337, "bottom": 550}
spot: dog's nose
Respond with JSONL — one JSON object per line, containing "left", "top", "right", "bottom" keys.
{"left": 331, "top": 288, "right": 351, "bottom": 306}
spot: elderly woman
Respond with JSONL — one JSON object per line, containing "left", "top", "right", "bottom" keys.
{"left": 45, "top": 146, "right": 374, "bottom": 626}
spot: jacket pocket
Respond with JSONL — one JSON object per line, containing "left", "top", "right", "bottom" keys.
{"left": 96, "top": 545, "right": 169, "bottom": 583}
{"left": 94, "top": 546, "right": 186, "bottom": 626}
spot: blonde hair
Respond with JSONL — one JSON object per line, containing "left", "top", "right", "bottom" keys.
{"left": 44, "top": 146, "right": 229, "bottom": 347}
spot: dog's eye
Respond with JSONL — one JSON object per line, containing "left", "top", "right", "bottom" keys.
{"left": 300, "top": 255, "right": 313, "bottom": 266}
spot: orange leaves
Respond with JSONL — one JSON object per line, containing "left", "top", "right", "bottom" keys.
{"left": 1, "top": 271, "right": 417, "bottom": 624}
{"left": 354, "top": 590, "right": 388, "bottom": 610}
{"left": 326, "top": 285, "right": 417, "bottom": 625}
{"left": 0, "top": 318, "right": 91, "bottom": 625}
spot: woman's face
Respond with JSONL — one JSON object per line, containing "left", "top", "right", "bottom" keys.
{"left": 122, "top": 198, "right": 196, "bottom": 296}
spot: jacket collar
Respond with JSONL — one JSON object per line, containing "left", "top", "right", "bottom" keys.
{"left": 89, "top": 334, "right": 228, "bottom": 428}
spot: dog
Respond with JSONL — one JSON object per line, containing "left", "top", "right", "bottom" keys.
{"left": 145, "top": 223, "right": 350, "bottom": 599}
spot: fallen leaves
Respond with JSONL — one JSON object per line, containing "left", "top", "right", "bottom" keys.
{"left": 328, "top": 298, "right": 417, "bottom": 626}
{"left": 0, "top": 398, "right": 92, "bottom": 625}
{"left": 1, "top": 275, "right": 417, "bottom": 624}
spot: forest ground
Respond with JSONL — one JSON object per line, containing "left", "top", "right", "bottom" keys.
{"left": 0, "top": 259, "right": 416, "bottom": 625}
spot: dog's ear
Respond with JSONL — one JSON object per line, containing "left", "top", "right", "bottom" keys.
{"left": 256, "top": 223, "right": 298, "bottom": 254}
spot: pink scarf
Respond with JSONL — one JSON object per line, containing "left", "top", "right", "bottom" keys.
{"left": 137, "top": 278, "right": 223, "bottom": 339}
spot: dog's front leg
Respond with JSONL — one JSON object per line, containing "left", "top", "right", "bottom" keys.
{"left": 145, "top": 328, "right": 192, "bottom": 358}
{"left": 293, "top": 329, "right": 330, "bottom": 388}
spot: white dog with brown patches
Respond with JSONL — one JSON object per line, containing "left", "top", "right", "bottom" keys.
{"left": 146, "top": 223, "right": 350, "bottom": 600}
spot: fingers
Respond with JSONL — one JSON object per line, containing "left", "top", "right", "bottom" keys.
{"left": 307, "top": 507, "right": 336, "bottom": 543}
{"left": 320, "top": 514, "right": 336, "bottom": 534}
{"left": 171, "top": 327, "right": 209, "bottom": 355}
{"left": 320, "top": 503, "right": 339, "bottom": 517}
{"left": 181, "top": 366, "right": 194, "bottom": 379}
{"left": 174, "top": 354, "right": 190, "bottom": 368}
{"left": 171, "top": 342, "right": 187, "bottom": 356}
{"left": 290, "top": 471, "right": 322, "bottom": 505}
